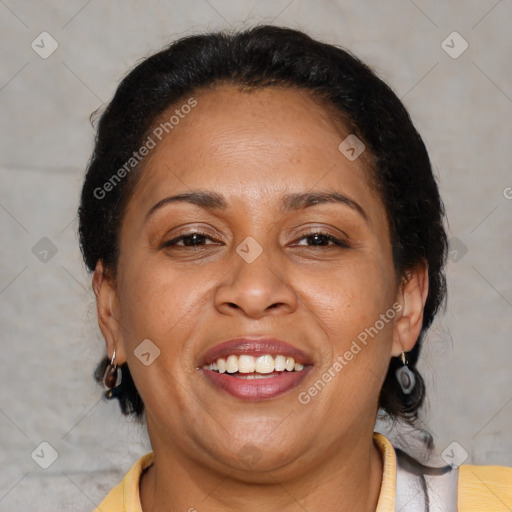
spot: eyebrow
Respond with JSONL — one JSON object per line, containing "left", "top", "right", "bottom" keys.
{"left": 146, "top": 190, "right": 368, "bottom": 222}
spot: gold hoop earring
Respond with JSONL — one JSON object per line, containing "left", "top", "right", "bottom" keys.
{"left": 103, "top": 349, "right": 123, "bottom": 399}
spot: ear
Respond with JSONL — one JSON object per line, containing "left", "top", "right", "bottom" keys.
{"left": 391, "top": 261, "right": 429, "bottom": 357}
{"left": 92, "top": 260, "right": 127, "bottom": 364}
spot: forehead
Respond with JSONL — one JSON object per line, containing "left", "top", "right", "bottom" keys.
{"left": 127, "top": 85, "right": 383, "bottom": 221}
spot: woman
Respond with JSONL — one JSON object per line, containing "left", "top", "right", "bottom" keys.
{"left": 79, "top": 25, "right": 511, "bottom": 511}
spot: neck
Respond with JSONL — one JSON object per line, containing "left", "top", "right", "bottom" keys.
{"left": 140, "top": 428, "right": 384, "bottom": 512}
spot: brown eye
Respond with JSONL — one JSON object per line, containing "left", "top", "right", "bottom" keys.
{"left": 293, "top": 232, "right": 350, "bottom": 248}
{"left": 162, "top": 231, "right": 219, "bottom": 248}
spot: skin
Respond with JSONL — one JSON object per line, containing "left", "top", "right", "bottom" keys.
{"left": 93, "top": 85, "right": 428, "bottom": 512}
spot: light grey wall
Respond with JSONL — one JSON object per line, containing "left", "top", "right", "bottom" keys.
{"left": 1, "top": 1, "right": 511, "bottom": 510}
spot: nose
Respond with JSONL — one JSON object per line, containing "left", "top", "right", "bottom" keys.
{"left": 214, "top": 242, "right": 298, "bottom": 319}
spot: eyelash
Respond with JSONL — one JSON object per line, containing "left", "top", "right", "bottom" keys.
{"left": 162, "top": 230, "right": 350, "bottom": 249}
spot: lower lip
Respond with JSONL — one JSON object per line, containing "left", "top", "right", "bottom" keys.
{"left": 201, "top": 368, "right": 312, "bottom": 400}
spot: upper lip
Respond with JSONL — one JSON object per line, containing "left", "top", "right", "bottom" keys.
{"left": 199, "top": 337, "right": 313, "bottom": 367}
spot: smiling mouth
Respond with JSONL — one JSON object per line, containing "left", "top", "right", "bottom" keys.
{"left": 202, "top": 354, "right": 306, "bottom": 375}
{"left": 201, "top": 354, "right": 312, "bottom": 400}
{"left": 199, "top": 337, "right": 313, "bottom": 400}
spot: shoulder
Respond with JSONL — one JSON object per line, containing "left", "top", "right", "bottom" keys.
{"left": 375, "top": 431, "right": 512, "bottom": 511}
{"left": 93, "top": 452, "right": 154, "bottom": 512}
{"left": 458, "top": 464, "right": 512, "bottom": 511}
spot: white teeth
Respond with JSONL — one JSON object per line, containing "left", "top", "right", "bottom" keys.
{"left": 204, "top": 354, "right": 307, "bottom": 374}
{"left": 274, "top": 355, "right": 287, "bottom": 371}
{"left": 217, "top": 358, "right": 226, "bottom": 374}
{"left": 285, "top": 357, "right": 295, "bottom": 372}
{"left": 255, "top": 355, "right": 274, "bottom": 373}
{"left": 238, "top": 354, "right": 256, "bottom": 373}
{"left": 237, "top": 373, "right": 276, "bottom": 379}
{"left": 226, "top": 355, "right": 238, "bottom": 373}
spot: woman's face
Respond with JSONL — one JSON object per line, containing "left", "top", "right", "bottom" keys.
{"left": 97, "top": 85, "right": 421, "bottom": 477}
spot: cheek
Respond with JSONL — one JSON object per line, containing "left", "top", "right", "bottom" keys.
{"left": 300, "top": 268, "right": 395, "bottom": 398}
{"left": 116, "top": 258, "right": 212, "bottom": 354}
{"left": 297, "top": 252, "right": 397, "bottom": 407}
{"left": 114, "top": 262, "right": 213, "bottom": 414}
{"left": 300, "top": 255, "right": 396, "bottom": 338}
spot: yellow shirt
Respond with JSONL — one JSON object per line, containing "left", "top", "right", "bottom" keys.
{"left": 94, "top": 433, "right": 512, "bottom": 511}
